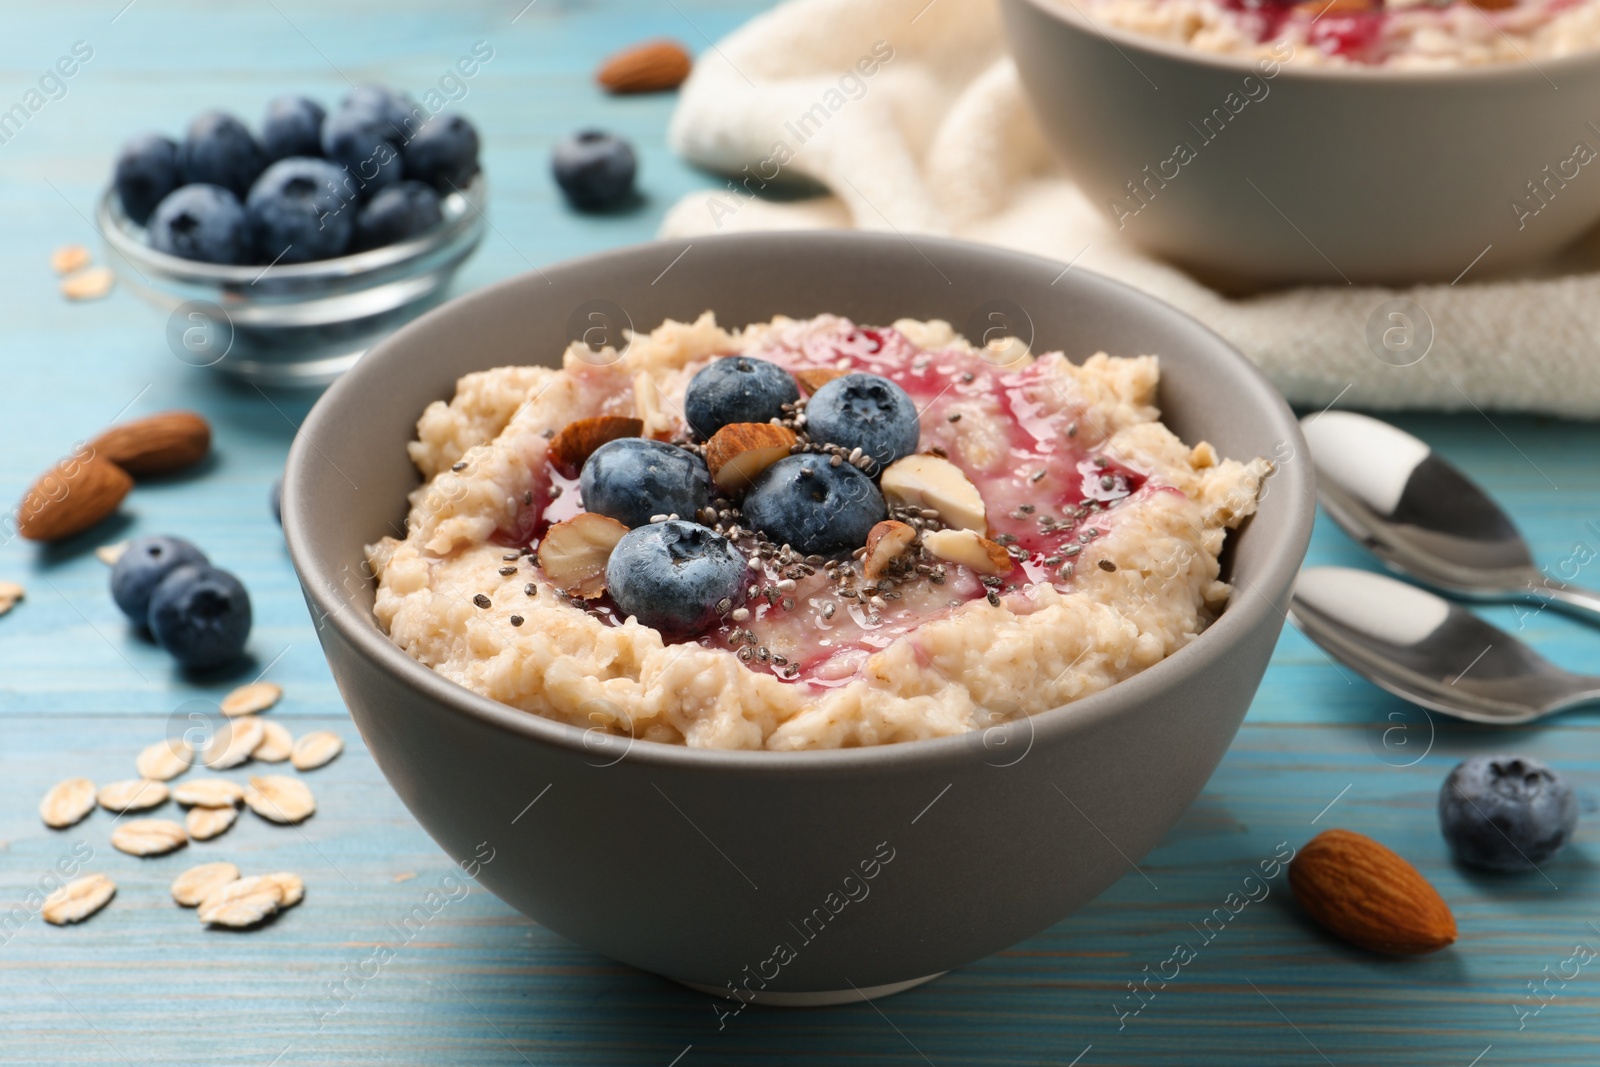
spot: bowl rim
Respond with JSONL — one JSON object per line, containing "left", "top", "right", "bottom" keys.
{"left": 96, "top": 173, "right": 487, "bottom": 288}
{"left": 1009, "top": 0, "right": 1600, "bottom": 83}
{"left": 284, "top": 231, "right": 1315, "bottom": 774}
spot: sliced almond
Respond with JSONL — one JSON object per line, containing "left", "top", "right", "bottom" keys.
{"left": 547, "top": 415, "right": 644, "bottom": 478}
{"left": 197, "top": 875, "right": 284, "bottom": 927}
{"left": 538, "top": 513, "right": 629, "bottom": 598}
{"left": 90, "top": 411, "right": 211, "bottom": 476}
{"left": 172, "top": 777, "right": 245, "bottom": 808}
{"left": 245, "top": 775, "right": 316, "bottom": 824}
{"left": 596, "top": 38, "right": 693, "bottom": 94}
{"left": 39, "top": 777, "right": 96, "bottom": 829}
{"left": 253, "top": 720, "right": 294, "bottom": 762}
{"left": 136, "top": 738, "right": 192, "bottom": 781}
{"left": 50, "top": 244, "right": 92, "bottom": 275}
{"left": 862, "top": 520, "right": 918, "bottom": 581}
{"left": 171, "top": 862, "right": 240, "bottom": 906}
{"left": 795, "top": 367, "right": 848, "bottom": 395}
{"left": 204, "top": 716, "right": 264, "bottom": 770}
{"left": 633, "top": 372, "right": 676, "bottom": 440}
{"left": 880, "top": 454, "right": 987, "bottom": 533}
{"left": 111, "top": 818, "right": 187, "bottom": 857}
{"left": 97, "top": 778, "right": 170, "bottom": 813}
{"left": 290, "top": 730, "right": 344, "bottom": 771}
{"left": 262, "top": 871, "right": 305, "bottom": 908}
{"left": 922, "top": 528, "right": 1013, "bottom": 576}
{"left": 185, "top": 804, "right": 239, "bottom": 841}
{"left": 220, "top": 680, "right": 281, "bottom": 717}
{"left": 41, "top": 874, "right": 115, "bottom": 925}
{"left": 61, "top": 266, "right": 114, "bottom": 301}
{"left": 705, "top": 423, "right": 799, "bottom": 492}
{"left": 95, "top": 541, "right": 128, "bottom": 566}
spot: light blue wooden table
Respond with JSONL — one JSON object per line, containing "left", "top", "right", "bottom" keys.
{"left": 4, "top": 2, "right": 1599, "bottom": 1064}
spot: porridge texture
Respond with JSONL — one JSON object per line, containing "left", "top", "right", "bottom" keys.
{"left": 367, "top": 314, "right": 1267, "bottom": 751}
{"left": 1082, "top": 0, "right": 1600, "bottom": 67}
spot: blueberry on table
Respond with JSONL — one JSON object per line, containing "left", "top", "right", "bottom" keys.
{"left": 804, "top": 373, "right": 921, "bottom": 472}
{"left": 684, "top": 356, "right": 800, "bottom": 440}
{"left": 1439, "top": 754, "right": 1578, "bottom": 871}
{"left": 352, "top": 180, "right": 442, "bottom": 251}
{"left": 321, "top": 105, "right": 404, "bottom": 196}
{"left": 552, "top": 130, "right": 636, "bottom": 212}
{"left": 246, "top": 157, "right": 355, "bottom": 264}
{"left": 260, "top": 94, "right": 327, "bottom": 162}
{"left": 148, "top": 563, "right": 252, "bottom": 671}
{"left": 606, "top": 520, "right": 748, "bottom": 634}
{"left": 148, "top": 184, "right": 254, "bottom": 265}
{"left": 177, "top": 111, "right": 265, "bottom": 198}
{"left": 113, "top": 133, "right": 180, "bottom": 226}
{"left": 741, "top": 453, "right": 887, "bottom": 557}
{"left": 579, "top": 438, "right": 712, "bottom": 529}
{"left": 110, "top": 535, "right": 208, "bottom": 626}
{"left": 401, "top": 114, "right": 480, "bottom": 192}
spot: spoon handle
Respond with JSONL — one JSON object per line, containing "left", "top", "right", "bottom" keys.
{"left": 1535, "top": 579, "right": 1600, "bottom": 626}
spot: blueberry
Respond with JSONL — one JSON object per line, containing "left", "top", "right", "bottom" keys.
{"left": 351, "top": 180, "right": 442, "bottom": 251}
{"left": 321, "top": 105, "right": 404, "bottom": 196}
{"left": 401, "top": 113, "right": 480, "bottom": 192}
{"left": 342, "top": 84, "right": 421, "bottom": 133}
{"left": 551, "top": 130, "right": 636, "bottom": 212}
{"left": 804, "top": 373, "right": 921, "bottom": 472}
{"left": 683, "top": 357, "right": 800, "bottom": 440}
{"left": 605, "top": 521, "right": 748, "bottom": 634}
{"left": 177, "top": 111, "right": 265, "bottom": 198}
{"left": 148, "top": 564, "right": 252, "bottom": 671}
{"left": 245, "top": 157, "right": 355, "bottom": 263}
{"left": 113, "top": 133, "right": 180, "bottom": 226}
{"left": 1439, "top": 754, "right": 1578, "bottom": 871}
{"left": 579, "top": 438, "right": 712, "bottom": 529}
{"left": 110, "top": 535, "right": 209, "bottom": 626}
{"left": 740, "top": 454, "right": 886, "bottom": 557}
{"left": 148, "top": 184, "right": 253, "bottom": 265}
{"left": 260, "top": 95, "right": 326, "bottom": 162}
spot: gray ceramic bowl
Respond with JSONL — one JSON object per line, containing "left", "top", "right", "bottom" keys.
{"left": 283, "top": 231, "right": 1314, "bottom": 1004}
{"left": 1001, "top": 0, "right": 1600, "bottom": 288}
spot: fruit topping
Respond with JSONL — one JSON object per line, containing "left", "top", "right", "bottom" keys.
{"left": 879, "top": 453, "right": 986, "bottom": 533}
{"left": 537, "top": 513, "right": 629, "bottom": 598}
{"left": 705, "top": 422, "right": 800, "bottom": 493}
{"left": 552, "top": 129, "right": 637, "bottom": 212}
{"left": 802, "top": 372, "right": 920, "bottom": 472}
{"left": 740, "top": 453, "right": 887, "bottom": 557}
{"left": 606, "top": 520, "right": 748, "bottom": 633}
{"left": 579, "top": 437, "right": 712, "bottom": 528}
{"left": 921, "top": 529, "right": 1013, "bottom": 576}
{"left": 549, "top": 416, "right": 645, "bottom": 479}
{"left": 862, "top": 520, "right": 917, "bottom": 581}
{"left": 1439, "top": 755, "right": 1577, "bottom": 871}
{"left": 684, "top": 356, "right": 801, "bottom": 440}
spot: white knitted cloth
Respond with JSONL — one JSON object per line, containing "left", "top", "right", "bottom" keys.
{"left": 660, "top": 0, "right": 1600, "bottom": 416}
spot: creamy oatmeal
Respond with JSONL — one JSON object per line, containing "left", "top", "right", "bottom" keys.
{"left": 1083, "top": 0, "right": 1600, "bottom": 67}
{"left": 367, "top": 314, "right": 1267, "bottom": 751}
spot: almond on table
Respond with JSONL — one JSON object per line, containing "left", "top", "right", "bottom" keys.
{"left": 595, "top": 39, "right": 692, "bottom": 94}
{"left": 1289, "top": 828, "right": 1457, "bottom": 955}
{"left": 90, "top": 411, "right": 211, "bottom": 476}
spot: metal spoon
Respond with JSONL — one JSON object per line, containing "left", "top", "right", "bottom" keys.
{"left": 1299, "top": 411, "right": 1600, "bottom": 624}
{"left": 1289, "top": 567, "right": 1600, "bottom": 724}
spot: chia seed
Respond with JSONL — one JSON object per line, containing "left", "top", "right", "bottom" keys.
{"left": 524, "top": 583, "right": 536, "bottom": 596}
{"left": 1098, "top": 559, "right": 1117, "bottom": 572}
{"left": 986, "top": 591, "right": 1000, "bottom": 606}
{"left": 451, "top": 461, "right": 467, "bottom": 472}
{"left": 1030, "top": 469, "right": 1047, "bottom": 483}
{"left": 510, "top": 615, "right": 524, "bottom": 627}
{"left": 947, "top": 412, "right": 962, "bottom": 423}
{"left": 498, "top": 566, "right": 517, "bottom": 576}
{"left": 473, "top": 594, "right": 491, "bottom": 609}
{"left": 523, "top": 491, "right": 534, "bottom": 506}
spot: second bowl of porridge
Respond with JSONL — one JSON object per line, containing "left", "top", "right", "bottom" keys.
{"left": 1002, "top": 0, "right": 1600, "bottom": 286}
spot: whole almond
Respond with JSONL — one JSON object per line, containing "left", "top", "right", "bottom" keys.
{"left": 547, "top": 415, "right": 643, "bottom": 478}
{"left": 705, "top": 423, "right": 798, "bottom": 492}
{"left": 596, "top": 39, "right": 692, "bottom": 94}
{"left": 89, "top": 411, "right": 211, "bottom": 476}
{"left": 1289, "top": 828, "right": 1457, "bottom": 955}
{"left": 17, "top": 453, "right": 132, "bottom": 542}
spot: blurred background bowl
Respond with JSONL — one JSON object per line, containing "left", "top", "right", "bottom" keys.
{"left": 98, "top": 175, "right": 486, "bottom": 387}
{"left": 1001, "top": 0, "right": 1600, "bottom": 288}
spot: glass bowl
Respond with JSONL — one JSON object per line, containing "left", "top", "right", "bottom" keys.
{"left": 98, "top": 176, "right": 487, "bottom": 387}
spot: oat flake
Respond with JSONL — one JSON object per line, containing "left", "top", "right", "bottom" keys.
{"left": 197, "top": 875, "right": 283, "bottom": 927}
{"left": 252, "top": 720, "right": 293, "bottom": 762}
{"left": 290, "top": 731, "right": 344, "bottom": 771}
{"left": 111, "top": 818, "right": 187, "bottom": 857}
{"left": 204, "top": 716, "right": 264, "bottom": 770}
{"left": 185, "top": 804, "right": 239, "bottom": 841}
{"left": 172, "top": 777, "right": 244, "bottom": 808}
{"left": 136, "top": 738, "right": 192, "bottom": 781}
{"left": 244, "top": 775, "right": 315, "bottom": 824}
{"left": 220, "top": 681, "right": 281, "bottom": 717}
{"left": 41, "top": 874, "right": 115, "bottom": 925}
{"left": 171, "top": 862, "right": 240, "bottom": 907}
{"left": 97, "top": 778, "right": 169, "bottom": 813}
{"left": 39, "top": 777, "right": 96, "bottom": 828}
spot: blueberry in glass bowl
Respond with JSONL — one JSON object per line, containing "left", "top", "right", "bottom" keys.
{"left": 98, "top": 88, "right": 486, "bottom": 387}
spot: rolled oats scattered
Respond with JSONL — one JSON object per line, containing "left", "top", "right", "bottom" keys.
{"left": 220, "top": 681, "right": 282, "bottom": 717}
{"left": 261, "top": 871, "right": 305, "bottom": 908}
{"left": 39, "top": 777, "right": 96, "bottom": 828}
{"left": 185, "top": 804, "right": 239, "bottom": 841}
{"left": 204, "top": 716, "right": 264, "bottom": 770}
{"left": 170, "top": 862, "right": 240, "bottom": 907}
{"left": 60, "top": 266, "right": 115, "bottom": 301}
{"left": 41, "top": 874, "right": 115, "bottom": 925}
{"left": 290, "top": 731, "right": 344, "bottom": 772}
{"left": 0, "top": 581, "right": 25, "bottom": 600}
{"left": 252, "top": 720, "right": 293, "bottom": 763}
{"left": 95, "top": 542, "right": 128, "bottom": 566}
{"left": 172, "top": 777, "right": 244, "bottom": 808}
{"left": 135, "top": 738, "right": 192, "bottom": 781}
{"left": 244, "top": 775, "right": 315, "bottom": 824}
{"left": 96, "top": 778, "right": 170, "bottom": 813}
{"left": 111, "top": 818, "right": 187, "bottom": 857}
{"left": 50, "top": 244, "right": 92, "bottom": 274}
{"left": 197, "top": 875, "right": 284, "bottom": 928}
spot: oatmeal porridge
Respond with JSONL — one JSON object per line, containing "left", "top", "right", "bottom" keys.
{"left": 366, "top": 313, "right": 1268, "bottom": 750}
